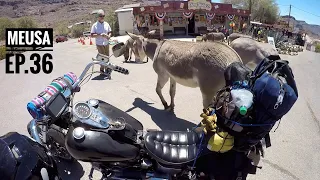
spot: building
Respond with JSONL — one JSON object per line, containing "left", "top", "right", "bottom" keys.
{"left": 115, "top": 4, "right": 141, "bottom": 36}
{"left": 116, "top": 0, "right": 250, "bottom": 38}
{"left": 277, "top": 16, "right": 295, "bottom": 31}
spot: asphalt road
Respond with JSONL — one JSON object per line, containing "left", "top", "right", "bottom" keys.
{"left": 0, "top": 38, "right": 319, "bottom": 180}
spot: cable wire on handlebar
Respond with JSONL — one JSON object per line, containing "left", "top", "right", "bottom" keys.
{"left": 79, "top": 54, "right": 115, "bottom": 87}
{"left": 79, "top": 71, "right": 97, "bottom": 87}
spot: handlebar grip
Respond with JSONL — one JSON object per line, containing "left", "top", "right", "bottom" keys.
{"left": 113, "top": 65, "right": 129, "bottom": 75}
{"left": 100, "top": 61, "right": 129, "bottom": 75}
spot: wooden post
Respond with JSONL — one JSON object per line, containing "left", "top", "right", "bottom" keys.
{"left": 160, "top": 20, "right": 164, "bottom": 39}
{"left": 186, "top": 17, "right": 189, "bottom": 35}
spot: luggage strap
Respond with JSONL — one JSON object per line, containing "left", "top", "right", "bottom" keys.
{"left": 264, "top": 133, "right": 271, "bottom": 148}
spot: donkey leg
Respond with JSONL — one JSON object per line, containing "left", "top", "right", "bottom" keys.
{"left": 156, "top": 74, "right": 170, "bottom": 110}
{"left": 167, "top": 77, "right": 176, "bottom": 112}
{"left": 199, "top": 82, "right": 218, "bottom": 109}
{"left": 128, "top": 48, "right": 132, "bottom": 61}
{"left": 201, "top": 91, "right": 215, "bottom": 109}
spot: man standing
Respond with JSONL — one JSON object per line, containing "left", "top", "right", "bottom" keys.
{"left": 91, "top": 9, "right": 112, "bottom": 76}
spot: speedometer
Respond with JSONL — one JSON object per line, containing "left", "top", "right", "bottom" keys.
{"left": 73, "top": 102, "right": 92, "bottom": 119}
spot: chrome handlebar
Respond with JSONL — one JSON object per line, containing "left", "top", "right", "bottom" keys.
{"left": 72, "top": 55, "right": 129, "bottom": 89}
{"left": 29, "top": 54, "right": 129, "bottom": 145}
{"left": 27, "top": 119, "right": 42, "bottom": 144}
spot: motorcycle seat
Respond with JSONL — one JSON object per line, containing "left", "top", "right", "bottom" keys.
{"left": 144, "top": 131, "right": 201, "bottom": 166}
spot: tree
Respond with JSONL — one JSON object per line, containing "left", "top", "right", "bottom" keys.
{"left": 105, "top": 11, "right": 119, "bottom": 36}
{"left": 223, "top": 0, "right": 280, "bottom": 24}
{"left": 0, "top": 17, "right": 16, "bottom": 40}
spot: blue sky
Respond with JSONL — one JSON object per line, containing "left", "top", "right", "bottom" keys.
{"left": 215, "top": 0, "right": 320, "bottom": 25}
{"left": 276, "top": 0, "right": 319, "bottom": 25}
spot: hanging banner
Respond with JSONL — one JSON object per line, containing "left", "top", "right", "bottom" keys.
{"left": 206, "top": 12, "right": 215, "bottom": 20}
{"left": 155, "top": 12, "right": 166, "bottom": 20}
{"left": 188, "top": 0, "right": 212, "bottom": 11}
{"left": 182, "top": 12, "right": 193, "bottom": 19}
{"left": 227, "top": 14, "right": 235, "bottom": 21}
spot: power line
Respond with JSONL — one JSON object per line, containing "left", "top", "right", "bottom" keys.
{"left": 276, "top": 4, "right": 320, "bottom": 18}
{"left": 277, "top": 4, "right": 290, "bottom": 7}
{"left": 291, "top": 5, "right": 320, "bottom": 18}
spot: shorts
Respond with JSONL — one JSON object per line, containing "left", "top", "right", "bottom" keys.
{"left": 96, "top": 45, "right": 110, "bottom": 72}
{"left": 96, "top": 45, "right": 110, "bottom": 57}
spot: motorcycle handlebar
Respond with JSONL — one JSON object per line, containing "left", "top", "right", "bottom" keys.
{"left": 28, "top": 57, "right": 130, "bottom": 145}
{"left": 103, "top": 61, "right": 129, "bottom": 75}
{"left": 27, "top": 119, "right": 43, "bottom": 145}
{"left": 72, "top": 60, "right": 129, "bottom": 89}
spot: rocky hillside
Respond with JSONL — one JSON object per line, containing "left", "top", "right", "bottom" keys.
{"left": 1, "top": 1, "right": 318, "bottom": 39}
{"left": 281, "top": 15, "right": 320, "bottom": 39}
{"left": 0, "top": 0, "right": 139, "bottom": 27}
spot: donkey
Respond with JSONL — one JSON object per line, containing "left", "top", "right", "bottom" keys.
{"left": 123, "top": 30, "right": 159, "bottom": 63}
{"left": 227, "top": 33, "right": 252, "bottom": 45}
{"left": 230, "top": 37, "right": 279, "bottom": 70}
{"left": 127, "top": 31, "right": 243, "bottom": 111}
{"left": 123, "top": 38, "right": 136, "bottom": 62}
{"left": 202, "top": 32, "right": 226, "bottom": 42}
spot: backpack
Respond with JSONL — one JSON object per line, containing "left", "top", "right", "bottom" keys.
{"left": 213, "top": 55, "right": 298, "bottom": 152}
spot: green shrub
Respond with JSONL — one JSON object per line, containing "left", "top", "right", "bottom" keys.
{"left": 315, "top": 44, "right": 320, "bottom": 53}
{"left": 104, "top": 12, "right": 119, "bottom": 36}
{"left": 71, "top": 25, "right": 86, "bottom": 38}
{"left": 56, "top": 24, "right": 70, "bottom": 36}
{"left": 0, "top": 17, "right": 16, "bottom": 40}
{"left": 0, "top": 46, "right": 6, "bottom": 61}
{"left": 15, "top": 17, "right": 38, "bottom": 28}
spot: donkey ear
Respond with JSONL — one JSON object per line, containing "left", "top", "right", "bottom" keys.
{"left": 126, "top": 32, "right": 140, "bottom": 40}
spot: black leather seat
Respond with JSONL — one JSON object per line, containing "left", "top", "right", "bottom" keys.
{"left": 144, "top": 131, "right": 201, "bottom": 166}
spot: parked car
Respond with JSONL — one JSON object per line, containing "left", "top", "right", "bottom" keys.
{"left": 55, "top": 35, "right": 68, "bottom": 43}
{"left": 83, "top": 31, "right": 91, "bottom": 37}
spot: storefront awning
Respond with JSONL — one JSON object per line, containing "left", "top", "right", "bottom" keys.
{"left": 132, "top": 1, "right": 250, "bottom": 16}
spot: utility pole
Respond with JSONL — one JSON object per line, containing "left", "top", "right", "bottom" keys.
{"left": 288, "top": 4, "right": 291, "bottom": 28}
{"left": 248, "top": 0, "right": 252, "bottom": 24}
{"left": 260, "top": 8, "right": 265, "bottom": 23}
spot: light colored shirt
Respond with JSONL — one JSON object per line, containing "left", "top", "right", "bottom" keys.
{"left": 91, "top": 21, "right": 112, "bottom": 46}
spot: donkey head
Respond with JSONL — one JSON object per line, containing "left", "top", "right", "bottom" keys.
{"left": 126, "top": 30, "right": 160, "bottom": 61}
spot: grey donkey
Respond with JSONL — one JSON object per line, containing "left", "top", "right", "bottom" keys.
{"left": 230, "top": 37, "right": 279, "bottom": 70}
{"left": 227, "top": 33, "right": 252, "bottom": 45}
{"left": 127, "top": 31, "right": 243, "bottom": 112}
{"left": 123, "top": 30, "right": 160, "bottom": 63}
{"left": 202, "top": 32, "right": 226, "bottom": 42}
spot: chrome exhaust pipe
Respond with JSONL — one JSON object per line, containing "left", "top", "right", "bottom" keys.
{"left": 27, "top": 119, "right": 42, "bottom": 145}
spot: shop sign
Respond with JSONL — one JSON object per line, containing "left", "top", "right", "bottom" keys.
{"left": 188, "top": 0, "right": 212, "bottom": 11}
{"left": 141, "top": 1, "right": 161, "bottom": 7}
{"left": 267, "top": 37, "right": 276, "bottom": 48}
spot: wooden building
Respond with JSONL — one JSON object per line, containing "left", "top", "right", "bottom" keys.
{"left": 129, "top": 0, "right": 250, "bottom": 38}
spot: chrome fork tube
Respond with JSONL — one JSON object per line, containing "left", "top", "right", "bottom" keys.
{"left": 27, "top": 119, "right": 42, "bottom": 145}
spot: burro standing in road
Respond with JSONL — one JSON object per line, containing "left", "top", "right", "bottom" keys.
{"left": 91, "top": 9, "right": 112, "bottom": 75}
{"left": 128, "top": 31, "right": 243, "bottom": 112}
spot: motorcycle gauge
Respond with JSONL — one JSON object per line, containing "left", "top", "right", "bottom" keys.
{"left": 73, "top": 102, "right": 92, "bottom": 119}
{"left": 88, "top": 99, "right": 99, "bottom": 107}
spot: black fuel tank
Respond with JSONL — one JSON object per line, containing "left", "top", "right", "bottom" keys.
{"left": 97, "top": 100, "right": 143, "bottom": 131}
{"left": 65, "top": 126, "right": 140, "bottom": 162}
